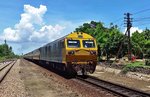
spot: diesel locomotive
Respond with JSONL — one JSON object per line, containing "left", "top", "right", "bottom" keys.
{"left": 24, "top": 32, "right": 98, "bottom": 75}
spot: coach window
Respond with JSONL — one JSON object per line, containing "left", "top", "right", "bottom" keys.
{"left": 67, "top": 40, "right": 80, "bottom": 48}
{"left": 83, "top": 40, "right": 95, "bottom": 48}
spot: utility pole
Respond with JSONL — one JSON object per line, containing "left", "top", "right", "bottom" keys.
{"left": 124, "top": 13, "right": 132, "bottom": 61}
{"left": 4, "top": 39, "right": 7, "bottom": 44}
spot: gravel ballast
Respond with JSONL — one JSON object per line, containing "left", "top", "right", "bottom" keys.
{"left": 21, "top": 59, "right": 117, "bottom": 97}
{"left": 0, "top": 59, "right": 26, "bottom": 97}
{"left": 91, "top": 65, "right": 150, "bottom": 93}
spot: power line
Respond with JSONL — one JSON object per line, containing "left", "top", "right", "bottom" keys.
{"left": 133, "top": 16, "right": 150, "bottom": 22}
{"left": 133, "top": 22, "right": 150, "bottom": 27}
{"left": 131, "top": 15, "right": 150, "bottom": 28}
{"left": 134, "top": 16, "right": 150, "bottom": 20}
{"left": 133, "top": 8, "right": 150, "bottom": 15}
{"left": 134, "top": 19, "right": 150, "bottom": 22}
{"left": 111, "top": 9, "right": 150, "bottom": 28}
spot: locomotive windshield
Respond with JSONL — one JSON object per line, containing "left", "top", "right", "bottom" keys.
{"left": 83, "top": 40, "right": 95, "bottom": 48}
{"left": 67, "top": 40, "right": 80, "bottom": 48}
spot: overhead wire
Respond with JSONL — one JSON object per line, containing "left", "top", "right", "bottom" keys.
{"left": 133, "top": 22, "right": 150, "bottom": 27}
{"left": 116, "top": 8, "right": 150, "bottom": 59}
{"left": 109, "top": 8, "right": 150, "bottom": 31}
{"left": 130, "top": 8, "right": 150, "bottom": 28}
{"left": 133, "top": 17, "right": 150, "bottom": 22}
{"left": 133, "top": 8, "right": 150, "bottom": 15}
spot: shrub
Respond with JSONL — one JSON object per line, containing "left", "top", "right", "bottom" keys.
{"left": 145, "top": 59, "right": 150, "bottom": 66}
{"left": 122, "top": 65, "right": 131, "bottom": 74}
{"left": 122, "top": 61, "right": 145, "bottom": 74}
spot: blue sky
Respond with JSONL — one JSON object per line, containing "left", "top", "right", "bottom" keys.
{"left": 0, "top": 0, "right": 150, "bottom": 55}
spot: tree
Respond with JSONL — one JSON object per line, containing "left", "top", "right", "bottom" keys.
{"left": 0, "top": 40, "right": 16, "bottom": 59}
{"left": 75, "top": 21, "right": 150, "bottom": 60}
{"left": 75, "top": 21, "right": 123, "bottom": 60}
{"left": 131, "top": 29, "right": 150, "bottom": 58}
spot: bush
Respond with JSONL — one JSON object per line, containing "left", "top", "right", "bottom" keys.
{"left": 122, "top": 65, "right": 131, "bottom": 74}
{"left": 122, "top": 61, "right": 145, "bottom": 74}
{"left": 145, "top": 59, "right": 150, "bottom": 66}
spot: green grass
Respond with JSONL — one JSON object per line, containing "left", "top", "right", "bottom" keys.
{"left": 0, "top": 55, "right": 20, "bottom": 62}
{"left": 127, "top": 61, "right": 144, "bottom": 66}
{"left": 0, "top": 56, "right": 7, "bottom": 62}
{"left": 122, "top": 61, "right": 150, "bottom": 74}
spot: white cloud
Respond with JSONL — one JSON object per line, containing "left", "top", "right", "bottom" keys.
{"left": 130, "top": 27, "right": 143, "bottom": 34}
{"left": 0, "top": 4, "right": 89, "bottom": 55}
{"left": 123, "top": 27, "right": 143, "bottom": 36}
{"left": 0, "top": 4, "right": 68, "bottom": 54}
{"left": 29, "top": 24, "right": 65, "bottom": 42}
{"left": 0, "top": 4, "right": 65, "bottom": 43}
{"left": 0, "top": 28, "right": 20, "bottom": 41}
{"left": 21, "top": 5, "right": 47, "bottom": 25}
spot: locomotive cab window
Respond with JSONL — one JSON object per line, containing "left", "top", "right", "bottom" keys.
{"left": 67, "top": 40, "right": 80, "bottom": 48}
{"left": 83, "top": 40, "right": 95, "bottom": 48}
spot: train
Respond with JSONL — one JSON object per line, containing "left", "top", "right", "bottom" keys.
{"left": 24, "top": 32, "right": 98, "bottom": 75}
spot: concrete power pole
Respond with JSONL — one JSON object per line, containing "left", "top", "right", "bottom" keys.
{"left": 124, "top": 13, "right": 132, "bottom": 61}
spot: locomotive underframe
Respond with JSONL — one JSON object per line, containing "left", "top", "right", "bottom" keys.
{"left": 67, "top": 61, "right": 97, "bottom": 75}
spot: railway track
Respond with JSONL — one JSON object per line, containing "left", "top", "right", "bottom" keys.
{"left": 0, "top": 60, "right": 16, "bottom": 83}
{"left": 0, "top": 61, "right": 12, "bottom": 71}
{"left": 76, "top": 75, "right": 150, "bottom": 97}
{"left": 23, "top": 59, "right": 150, "bottom": 96}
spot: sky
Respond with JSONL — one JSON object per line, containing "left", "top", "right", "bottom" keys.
{"left": 0, "top": 0, "right": 150, "bottom": 55}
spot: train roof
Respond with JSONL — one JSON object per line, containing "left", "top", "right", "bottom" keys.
{"left": 25, "top": 32, "right": 95, "bottom": 54}
{"left": 43, "top": 32, "right": 94, "bottom": 47}
{"left": 66, "top": 32, "right": 94, "bottom": 39}
{"left": 43, "top": 35, "right": 66, "bottom": 47}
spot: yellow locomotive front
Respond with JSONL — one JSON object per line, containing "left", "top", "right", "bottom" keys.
{"left": 65, "top": 32, "right": 97, "bottom": 75}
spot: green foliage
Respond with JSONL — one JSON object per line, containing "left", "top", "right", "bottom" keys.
{"left": 0, "top": 40, "right": 18, "bottom": 61}
{"left": 0, "top": 56, "right": 6, "bottom": 62}
{"left": 75, "top": 21, "right": 124, "bottom": 60}
{"left": 0, "top": 44, "right": 13, "bottom": 57}
{"left": 122, "top": 65, "right": 133, "bottom": 74}
{"left": 122, "top": 61, "right": 146, "bottom": 74}
{"left": 75, "top": 21, "right": 150, "bottom": 59}
{"left": 131, "top": 29, "right": 150, "bottom": 58}
{"left": 145, "top": 59, "right": 150, "bottom": 66}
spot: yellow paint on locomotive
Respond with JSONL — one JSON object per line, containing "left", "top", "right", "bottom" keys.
{"left": 25, "top": 32, "right": 98, "bottom": 74}
{"left": 66, "top": 32, "right": 97, "bottom": 50}
{"left": 65, "top": 32, "right": 97, "bottom": 64}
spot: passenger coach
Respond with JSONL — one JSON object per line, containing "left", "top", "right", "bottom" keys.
{"left": 24, "top": 32, "right": 98, "bottom": 75}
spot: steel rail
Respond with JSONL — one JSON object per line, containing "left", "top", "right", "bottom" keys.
{"left": 76, "top": 75, "right": 150, "bottom": 97}
{"left": 0, "top": 60, "right": 17, "bottom": 83}
{"left": 0, "top": 61, "right": 12, "bottom": 71}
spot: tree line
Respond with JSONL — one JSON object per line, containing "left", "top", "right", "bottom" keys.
{"left": 75, "top": 21, "right": 150, "bottom": 60}
{"left": 0, "top": 40, "right": 18, "bottom": 61}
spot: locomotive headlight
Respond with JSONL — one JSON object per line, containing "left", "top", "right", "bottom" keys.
{"left": 90, "top": 51, "right": 96, "bottom": 55}
{"left": 68, "top": 51, "right": 75, "bottom": 55}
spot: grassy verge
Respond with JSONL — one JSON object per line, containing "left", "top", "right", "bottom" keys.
{"left": 0, "top": 55, "right": 20, "bottom": 62}
{"left": 0, "top": 56, "right": 7, "bottom": 62}
{"left": 122, "top": 61, "right": 150, "bottom": 74}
